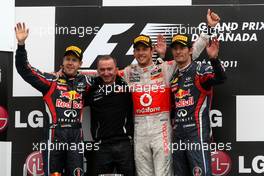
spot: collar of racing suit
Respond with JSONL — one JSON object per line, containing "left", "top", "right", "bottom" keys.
{"left": 178, "top": 61, "right": 195, "bottom": 74}
{"left": 137, "top": 63, "right": 155, "bottom": 73}
{"left": 61, "top": 70, "right": 81, "bottom": 80}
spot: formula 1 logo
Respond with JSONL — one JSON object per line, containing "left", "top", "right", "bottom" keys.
{"left": 83, "top": 23, "right": 134, "bottom": 67}
{"left": 211, "top": 150, "right": 232, "bottom": 176}
{"left": 82, "top": 23, "right": 184, "bottom": 67}
{"left": 25, "top": 151, "right": 44, "bottom": 176}
{"left": 140, "top": 93, "right": 152, "bottom": 107}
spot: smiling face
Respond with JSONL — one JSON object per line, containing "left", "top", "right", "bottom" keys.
{"left": 171, "top": 44, "right": 193, "bottom": 68}
{"left": 97, "top": 58, "right": 118, "bottom": 84}
{"left": 62, "top": 54, "right": 82, "bottom": 77}
{"left": 133, "top": 44, "right": 153, "bottom": 68}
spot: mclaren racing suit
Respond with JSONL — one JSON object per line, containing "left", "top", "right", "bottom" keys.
{"left": 120, "top": 33, "right": 210, "bottom": 176}
{"left": 170, "top": 59, "right": 226, "bottom": 176}
{"left": 15, "top": 45, "right": 91, "bottom": 175}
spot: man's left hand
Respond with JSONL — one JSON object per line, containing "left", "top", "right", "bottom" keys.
{"left": 206, "top": 38, "right": 219, "bottom": 59}
{"left": 207, "top": 9, "right": 220, "bottom": 27}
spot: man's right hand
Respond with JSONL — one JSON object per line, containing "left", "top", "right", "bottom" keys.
{"left": 50, "top": 67, "right": 64, "bottom": 78}
{"left": 15, "top": 22, "right": 29, "bottom": 45}
{"left": 154, "top": 34, "right": 167, "bottom": 58}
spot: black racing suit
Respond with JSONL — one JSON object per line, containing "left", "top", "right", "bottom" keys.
{"left": 15, "top": 45, "right": 91, "bottom": 176}
{"left": 87, "top": 76, "right": 134, "bottom": 176}
{"left": 170, "top": 59, "right": 226, "bottom": 176}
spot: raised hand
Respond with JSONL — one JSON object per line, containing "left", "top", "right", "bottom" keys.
{"left": 154, "top": 34, "right": 167, "bottom": 58}
{"left": 206, "top": 38, "right": 219, "bottom": 59}
{"left": 50, "top": 67, "right": 64, "bottom": 78}
{"left": 207, "top": 9, "right": 220, "bottom": 27}
{"left": 15, "top": 22, "right": 29, "bottom": 45}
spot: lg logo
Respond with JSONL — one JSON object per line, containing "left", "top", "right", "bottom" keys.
{"left": 15, "top": 110, "right": 43, "bottom": 128}
{"left": 239, "top": 155, "right": 264, "bottom": 174}
{"left": 24, "top": 151, "right": 44, "bottom": 176}
{"left": 0, "top": 106, "right": 8, "bottom": 132}
{"left": 210, "top": 109, "right": 222, "bottom": 127}
{"left": 140, "top": 93, "right": 152, "bottom": 107}
{"left": 211, "top": 151, "right": 232, "bottom": 176}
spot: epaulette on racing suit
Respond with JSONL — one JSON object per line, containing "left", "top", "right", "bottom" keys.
{"left": 15, "top": 44, "right": 91, "bottom": 175}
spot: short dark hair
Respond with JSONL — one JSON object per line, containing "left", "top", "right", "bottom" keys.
{"left": 96, "top": 55, "right": 117, "bottom": 68}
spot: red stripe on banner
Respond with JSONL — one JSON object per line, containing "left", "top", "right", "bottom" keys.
{"left": 44, "top": 83, "right": 57, "bottom": 124}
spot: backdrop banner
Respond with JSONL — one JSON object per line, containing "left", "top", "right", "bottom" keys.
{"left": 9, "top": 6, "right": 264, "bottom": 176}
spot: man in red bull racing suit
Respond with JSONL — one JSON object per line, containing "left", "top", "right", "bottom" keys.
{"left": 169, "top": 35, "right": 226, "bottom": 176}
{"left": 15, "top": 23, "right": 90, "bottom": 176}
